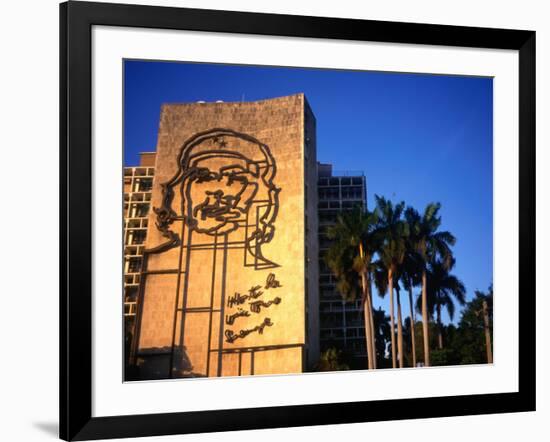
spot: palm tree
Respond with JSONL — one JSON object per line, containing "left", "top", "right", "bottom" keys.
{"left": 325, "top": 206, "right": 380, "bottom": 369}
{"left": 373, "top": 263, "right": 393, "bottom": 365}
{"left": 401, "top": 274, "right": 419, "bottom": 367}
{"left": 421, "top": 258, "right": 466, "bottom": 349}
{"left": 405, "top": 203, "right": 455, "bottom": 367}
{"left": 374, "top": 266, "right": 407, "bottom": 368}
{"left": 480, "top": 285, "right": 494, "bottom": 363}
{"left": 394, "top": 278, "right": 406, "bottom": 368}
{"left": 402, "top": 213, "right": 423, "bottom": 368}
{"left": 375, "top": 196, "right": 409, "bottom": 368}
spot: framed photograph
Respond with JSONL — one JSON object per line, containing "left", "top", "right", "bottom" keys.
{"left": 60, "top": 1, "right": 535, "bottom": 440}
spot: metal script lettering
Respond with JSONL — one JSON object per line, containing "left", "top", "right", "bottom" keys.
{"left": 249, "top": 297, "right": 282, "bottom": 314}
{"left": 225, "top": 308, "right": 250, "bottom": 325}
{"left": 224, "top": 318, "right": 274, "bottom": 343}
{"left": 227, "top": 285, "right": 264, "bottom": 308}
{"left": 265, "top": 273, "right": 282, "bottom": 289}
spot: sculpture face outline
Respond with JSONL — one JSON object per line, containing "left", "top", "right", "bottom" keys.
{"left": 184, "top": 154, "right": 259, "bottom": 235}
{"left": 149, "top": 128, "right": 281, "bottom": 269}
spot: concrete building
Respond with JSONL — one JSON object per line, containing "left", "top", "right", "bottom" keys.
{"left": 317, "top": 163, "right": 368, "bottom": 368}
{"left": 123, "top": 153, "right": 155, "bottom": 361}
{"left": 128, "top": 94, "right": 320, "bottom": 379}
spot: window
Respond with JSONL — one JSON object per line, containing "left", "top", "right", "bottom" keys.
{"left": 318, "top": 201, "right": 329, "bottom": 209}
{"left": 124, "top": 302, "right": 137, "bottom": 316}
{"left": 343, "top": 201, "right": 363, "bottom": 209}
{"left": 127, "top": 258, "right": 142, "bottom": 273}
{"left": 124, "top": 286, "right": 138, "bottom": 302}
{"left": 138, "top": 178, "right": 153, "bottom": 192}
{"left": 132, "top": 203, "right": 149, "bottom": 217}
{"left": 131, "top": 230, "right": 146, "bottom": 245}
{"left": 341, "top": 186, "right": 363, "bottom": 199}
{"left": 318, "top": 187, "right": 339, "bottom": 200}
{"left": 319, "top": 259, "right": 331, "bottom": 274}
{"left": 319, "top": 211, "right": 337, "bottom": 223}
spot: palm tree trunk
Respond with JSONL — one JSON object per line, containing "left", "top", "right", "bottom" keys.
{"left": 421, "top": 269, "right": 430, "bottom": 367}
{"left": 437, "top": 304, "right": 443, "bottom": 349}
{"left": 396, "top": 287, "right": 404, "bottom": 368}
{"left": 366, "top": 286, "right": 377, "bottom": 369}
{"left": 482, "top": 299, "right": 493, "bottom": 363}
{"left": 407, "top": 279, "right": 417, "bottom": 367}
{"left": 362, "top": 298, "right": 374, "bottom": 369}
{"left": 358, "top": 244, "right": 376, "bottom": 370}
{"left": 361, "top": 271, "right": 374, "bottom": 369}
{"left": 388, "top": 267, "right": 397, "bottom": 369}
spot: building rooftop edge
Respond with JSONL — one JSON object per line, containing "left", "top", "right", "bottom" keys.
{"left": 160, "top": 93, "right": 306, "bottom": 108}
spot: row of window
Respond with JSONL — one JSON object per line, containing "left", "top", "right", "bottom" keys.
{"left": 124, "top": 167, "right": 154, "bottom": 177}
{"left": 126, "top": 218, "right": 148, "bottom": 229}
{"left": 318, "top": 201, "right": 364, "bottom": 211}
{"left": 320, "top": 341, "right": 366, "bottom": 355}
{"left": 320, "top": 312, "right": 365, "bottom": 326}
{"left": 125, "top": 274, "right": 141, "bottom": 286}
{"left": 132, "top": 178, "right": 153, "bottom": 192}
{"left": 319, "top": 300, "right": 363, "bottom": 312}
{"left": 125, "top": 191, "right": 152, "bottom": 202}
{"left": 318, "top": 186, "right": 363, "bottom": 200}
{"left": 124, "top": 246, "right": 145, "bottom": 258}
{"left": 320, "top": 329, "right": 367, "bottom": 340}
{"left": 320, "top": 326, "right": 366, "bottom": 336}
{"left": 318, "top": 177, "right": 364, "bottom": 187}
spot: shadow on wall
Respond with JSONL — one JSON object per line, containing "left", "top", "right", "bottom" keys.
{"left": 127, "top": 346, "right": 206, "bottom": 381}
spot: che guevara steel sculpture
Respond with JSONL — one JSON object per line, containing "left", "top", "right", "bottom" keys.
{"left": 140, "top": 128, "right": 283, "bottom": 377}
{"left": 149, "top": 128, "right": 280, "bottom": 270}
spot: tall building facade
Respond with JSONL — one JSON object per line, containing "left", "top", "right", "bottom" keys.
{"left": 129, "top": 94, "right": 320, "bottom": 379}
{"left": 123, "top": 152, "right": 156, "bottom": 364}
{"left": 317, "top": 163, "right": 368, "bottom": 367}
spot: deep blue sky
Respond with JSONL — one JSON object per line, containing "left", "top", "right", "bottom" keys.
{"left": 124, "top": 60, "right": 493, "bottom": 324}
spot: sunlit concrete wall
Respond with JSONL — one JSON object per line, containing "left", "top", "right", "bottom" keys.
{"left": 134, "top": 94, "right": 318, "bottom": 379}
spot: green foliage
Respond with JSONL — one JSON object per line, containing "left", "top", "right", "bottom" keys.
{"left": 419, "top": 285, "right": 493, "bottom": 365}
{"left": 324, "top": 206, "right": 379, "bottom": 302}
{"left": 430, "top": 348, "right": 458, "bottom": 366}
{"left": 405, "top": 203, "right": 455, "bottom": 269}
{"left": 419, "top": 258, "right": 466, "bottom": 322}
{"left": 374, "top": 195, "right": 409, "bottom": 275}
{"left": 408, "top": 320, "right": 439, "bottom": 365}
{"left": 315, "top": 348, "right": 350, "bottom": 372}
{"left": 452, "top": 285, "right": 493, "bottom": 364}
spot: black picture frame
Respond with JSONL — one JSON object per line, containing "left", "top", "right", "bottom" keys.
{"left": 60, "top": 1, "right": 536, "bottom": 440}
